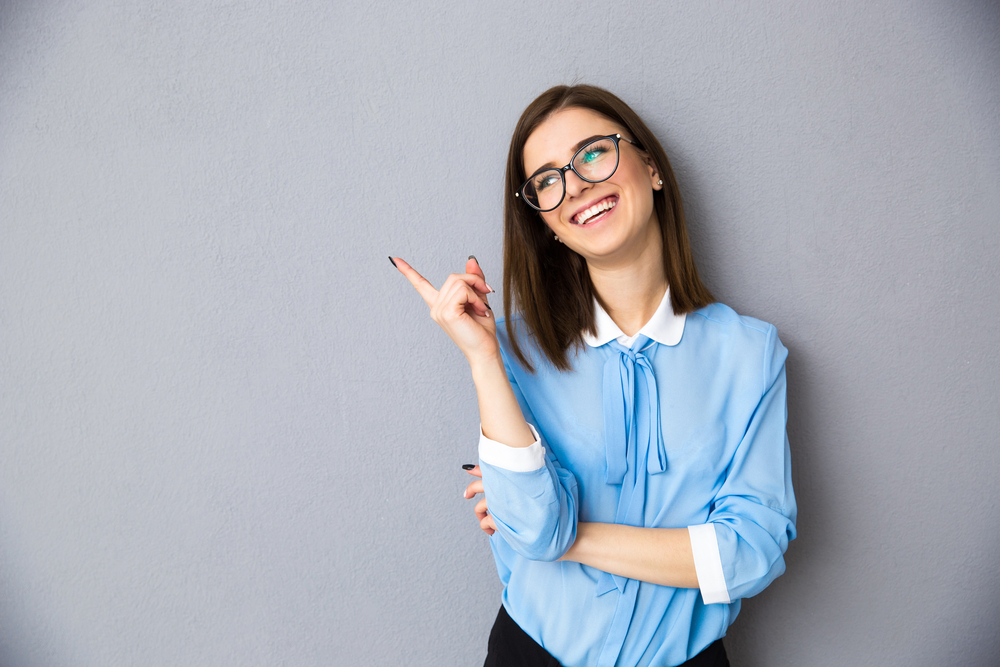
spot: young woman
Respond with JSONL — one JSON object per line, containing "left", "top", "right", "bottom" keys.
{"left": 392, "top": 85, "right": 796, "bottom": 667}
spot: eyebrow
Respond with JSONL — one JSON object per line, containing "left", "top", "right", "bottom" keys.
{"left": 534, "top": 134, "right": 608, "bottom": 172}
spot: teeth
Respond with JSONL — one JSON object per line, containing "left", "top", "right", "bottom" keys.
{"left": 576, "top": 198, "right": 616, "bottom": 224}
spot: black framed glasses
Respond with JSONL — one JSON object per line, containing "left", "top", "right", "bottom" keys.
{"left": 515, "top": 134, "right": 642, "bottom": 212}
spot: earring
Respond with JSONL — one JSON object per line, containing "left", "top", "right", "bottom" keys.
{"left": 554, "top": 234, "right": 561, "bottom": 242}
{"left": 657, "top": 179, "right": 663, "bottom": 186}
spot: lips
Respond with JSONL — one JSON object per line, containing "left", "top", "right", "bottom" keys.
{"left": 572, "top": 195, "right": 618, "bottom": 225}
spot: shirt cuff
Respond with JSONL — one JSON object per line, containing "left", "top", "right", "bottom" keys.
{"left": 478, "top": 423, "right": 545, "bottom": 472}
{"left": 688, "top": 524, "right": 731, "bottom": 605}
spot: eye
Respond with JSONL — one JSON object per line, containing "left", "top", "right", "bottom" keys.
{"left": 580, "top": 147, "right": 608, "bottom": 164}
{"left": 575, "top": 138, "right": 616, "bottom": 170}
{"left": 533, "top": 172, "right": 561, "bottom": 192}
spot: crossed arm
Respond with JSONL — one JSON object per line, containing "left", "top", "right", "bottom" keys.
{"left": 464, "top": 465, "right": 697, "bottom": 589}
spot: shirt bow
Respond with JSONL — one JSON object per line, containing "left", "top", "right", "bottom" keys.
{"left": 595, "top": 335, "right": 669, "bottom": 666}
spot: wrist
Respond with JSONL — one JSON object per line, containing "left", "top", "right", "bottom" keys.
{"left": 467, "top": 350, "right": 504, "bottom": 379}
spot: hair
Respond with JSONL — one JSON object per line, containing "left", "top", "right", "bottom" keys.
{"left": 502, "top": 84, "right": 714, "bottom": 372}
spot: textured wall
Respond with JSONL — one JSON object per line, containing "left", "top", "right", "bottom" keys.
{"left": 1, "top": 1, "right": 998, "bottom": 665}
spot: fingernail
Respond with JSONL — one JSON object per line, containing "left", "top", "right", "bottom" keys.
{"left": 486, "top": 283, "right": 496, "bottom": 293}
{"left": 468, "top": 255, "right": 478, "bottom": 263}
{"left": 388, "top": 256, "right": 398, "bottom": 268}
{"left": 485, "top": 304, "right": 493, "bottom": 311}
{"left": 462, "top": 464, "right": 475, "bottom": 470}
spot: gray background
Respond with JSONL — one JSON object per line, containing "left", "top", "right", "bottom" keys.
{"left": 1, "top": 1, "right": 998, "bottom": 665}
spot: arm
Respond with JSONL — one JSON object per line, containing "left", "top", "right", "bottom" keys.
{"left": 697, "top": 326, "right": 796, "bottom": 602}
{"left": 559, "top": 523, "right": 699, "bottom": 589}
{"left": 393, "top": 256, "right": 534, "bottom": 449}
{"left": 470, "top": 353, "right": 536, "bottom": 450}
{"left": 476, "top": 350, "right": 579, "bottom": 561}
{"left": 465, "top": 437, "right": 580, "bottom": 562}
{"left": 395, "top": 256, "right": 577, "bottom": 560}
{"left": 464, "top": 471, "right": 688, "bottom": 579}
{"left": 563, "top": 325, "right": 795, "bottom": 602}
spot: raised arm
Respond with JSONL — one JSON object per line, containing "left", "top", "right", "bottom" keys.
{"left": 392, "top": 255, "right": 533, "bottom": 448}
{"left": 393, "top": 256, "right": 578, "bottom": 560}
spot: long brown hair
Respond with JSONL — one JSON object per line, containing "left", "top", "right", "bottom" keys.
{"left": 503, "top": 84, "right": 714, "bottom": 372}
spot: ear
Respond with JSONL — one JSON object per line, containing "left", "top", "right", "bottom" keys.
{"left": 641, "top": 153, "right": 662, "bottom": 191}
{"left": 648, "top": 162, "right": 663, "bottom": 191}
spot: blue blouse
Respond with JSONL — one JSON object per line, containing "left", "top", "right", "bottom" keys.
{"left": 478, "top": 292, "right": 796, "bottom": 667}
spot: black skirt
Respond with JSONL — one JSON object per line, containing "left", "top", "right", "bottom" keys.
{"left": 483, "top": 604, "right": 730, "bottom": 667}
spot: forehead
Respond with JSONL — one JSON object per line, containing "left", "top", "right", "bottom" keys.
{"left": 522, "top": 107, "right": 624, "bottom": 175}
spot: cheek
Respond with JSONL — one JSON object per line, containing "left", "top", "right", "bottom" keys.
{"left": 620, "top": 168, "right": 656, "bottom": 220}
{"left": 626, "top": 159, "right": 657, "bottom": 198}
{"left": 540, "top": 210, "right": 562, "bottom": 230}
{"left": 621, "top": 156, "right": 654, "bottom": 189}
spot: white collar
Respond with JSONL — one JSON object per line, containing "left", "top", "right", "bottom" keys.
{"left": 581, "top": 287, "right": 686, "bottom": 348}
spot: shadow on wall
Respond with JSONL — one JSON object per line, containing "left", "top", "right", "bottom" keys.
{"left": 728, "top": 339, "right": 1000, "bottom": 666}
{"left": 0, "top": 565, "right": 32, "bottom": 667}
{"left": 0, "top": 539, "right": 75, "bottom": 667}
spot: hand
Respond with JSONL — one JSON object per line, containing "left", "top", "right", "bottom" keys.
{"left": 392, "top": 256, "right": 499, "bottom": 367}
{"left": 463, "top": 465, "right": 496, "bottom": 536}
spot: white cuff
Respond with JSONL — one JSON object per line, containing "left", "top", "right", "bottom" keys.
{"left": 478, "top": 423, "right": 545, "bottom": 472}
{"left": 688, "top": 524, "right": 731, "bottom": 605}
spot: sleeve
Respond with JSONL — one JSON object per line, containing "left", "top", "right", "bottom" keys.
{"left": 692, "top": 324, "right": 797, "bottom": 604}
{"left": 479, "top": 423, "right": 546, "bottom": 472}
{"left": 478, "top": 355, "right": 579, "bottom": 562}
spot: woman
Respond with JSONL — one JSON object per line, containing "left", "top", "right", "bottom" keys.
{"left": 392, "top": 85, "right": 796, "bottom": 667}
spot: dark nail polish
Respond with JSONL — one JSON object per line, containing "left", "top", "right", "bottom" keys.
{"left": 485, "top": 304, "right": 493, "bottom": 311}
{"left": 468, "top": 255, "right": 478, "bottom": 263}
{"left": 388, "top": 256, "right": 398, "bottom": 268}
{"left": 462, "top": 464, "right": 476, "bottom": 470}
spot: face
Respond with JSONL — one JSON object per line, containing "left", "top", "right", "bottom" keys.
{"left": 522, "top": 107, "right": 662, "bottom": 267}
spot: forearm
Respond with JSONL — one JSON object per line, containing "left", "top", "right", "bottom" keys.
{"left": 470, "top": 353, "right": 580, "bottom": 561}
{"left": 559, "top": 522, "right": 699, "bottom": 589}
{"left": 469, "top": 353, "right": 535, "bottom": 448}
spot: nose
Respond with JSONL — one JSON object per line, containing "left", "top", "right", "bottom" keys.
{"left": 563, "top": 168, "right": 591, "bottom": 200}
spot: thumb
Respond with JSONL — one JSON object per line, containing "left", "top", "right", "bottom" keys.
{"left": 466, "top": 255, "right": 494, "bottom": 294}
{"left": 466, "top": 255, "right": 485, "bottom": 280}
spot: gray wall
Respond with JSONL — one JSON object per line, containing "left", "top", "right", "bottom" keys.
{"left": 2, "top": 1, "right": 997, "bottom": 665}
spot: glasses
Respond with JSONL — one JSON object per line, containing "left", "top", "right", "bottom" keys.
{"left": 515, "top": 134, "right": 642, "bottom": 212}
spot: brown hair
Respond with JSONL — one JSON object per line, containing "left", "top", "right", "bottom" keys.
{"left": 502, "top": 84, "right": 714, "bottom": 372}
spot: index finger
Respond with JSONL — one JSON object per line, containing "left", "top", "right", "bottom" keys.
{"left": 391, "top": 257, "right": 438, "bottom": 307}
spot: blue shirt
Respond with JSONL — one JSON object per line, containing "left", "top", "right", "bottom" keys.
{"left": 478, "top": 292, "right": 796, "bottom": 667}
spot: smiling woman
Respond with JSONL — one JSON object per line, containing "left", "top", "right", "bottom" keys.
{"left": 503, "top": 89, "right": 714, "bottom": 373}
{"left": 392, "top": 84, "right": 796, "bottom": 667}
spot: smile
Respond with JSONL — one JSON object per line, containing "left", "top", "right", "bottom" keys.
{"left": 573, "top": 196, "right": 618, "bottom": 225}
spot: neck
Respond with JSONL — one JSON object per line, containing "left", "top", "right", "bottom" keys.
{"left": 586, "top": 225, "right": 668, "bottom": 338}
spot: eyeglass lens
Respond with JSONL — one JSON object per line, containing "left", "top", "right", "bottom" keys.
{"left": 523, "top": 137, "right": 621, "bottom": 212}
